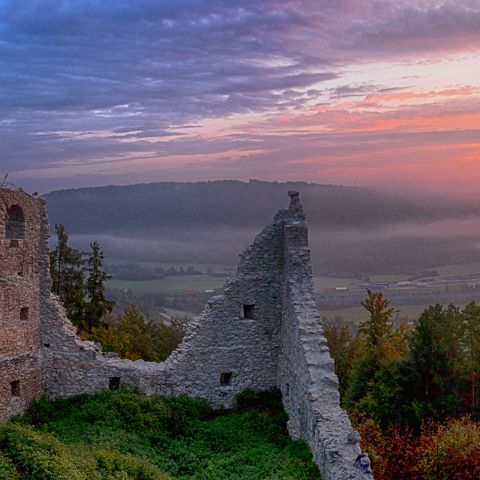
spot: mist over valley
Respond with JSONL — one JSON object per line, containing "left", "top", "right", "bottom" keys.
{"left": 45, "top": 180, "right": 480, "bottom": 277}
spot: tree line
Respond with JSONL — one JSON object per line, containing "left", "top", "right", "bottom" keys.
{"left": 324, "top": 291, "right": 480, "bottom": 479}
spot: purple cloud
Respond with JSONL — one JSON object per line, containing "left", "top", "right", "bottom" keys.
{"left": 1, "top": 0, "right": 480, "bottom": 190}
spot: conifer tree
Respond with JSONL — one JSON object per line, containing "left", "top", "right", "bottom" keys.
{"left": 49, "top": 224, "right": 86, "bottom": 326}
{"left": 462, "top": 301, "right": 480, "bottom": 409}
{"left": 50, "top": 225, "right": 113, "bottom": 333}
{"left": 83, "top": 241, "right": 114, "bottom": 332}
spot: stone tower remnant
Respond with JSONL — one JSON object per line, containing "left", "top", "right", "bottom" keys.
{"left": 0, "top": 187, "right": 372, "bottom": 479}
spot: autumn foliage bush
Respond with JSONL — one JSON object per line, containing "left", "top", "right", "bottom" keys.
{"left": 419, "top": 417, "right": 480, "bottom": 480}
{"left": 325, "top": 293, "right": 480, "bottom": 479}
{"left": 357, "top": 416, "right": 480, "bottom": 479}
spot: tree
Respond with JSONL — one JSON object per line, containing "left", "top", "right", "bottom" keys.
{"left": 49, "top": 224, "right": 86, "bottom": 327}
{"left": 87, "top": 305, "right": 186, "bottom": 362}
{"left": 408, "top": 304, "right": 463, "bottom": 420}
{"left": 50, "top": 225, "right": 113, "bottom": 333}
{"left": 323, "top": 322, "right": 364, "bottom": 398}
{"left": 344, "top": 291, "right": 407, "bottom": 417}
{"left": 461, "top": 302, "right": 480, "bottom": 410}
{"left": 83, "top": 241, "right": 114, "bottom": 332}
{"left": 359, "top": 290, "right": 397, "bottom": 349}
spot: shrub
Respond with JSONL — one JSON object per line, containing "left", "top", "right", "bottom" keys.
{"left": 419, "top": 417, "right": 480, "bottom": 480}
{"left": 0, "top": 453, "right": 19, "bottom": 480}
{"left": 0, "top": 424, "right": 86, "bottom": 480}
{"left": 358, "top": 416, "right": 480, "bottom": 480}
{"left": 4, "top": 389, "right": 320, "bottom": 480}
{"left": 235, "top": 387, "right": 283, "bottom": 412}
{"left": 357, "top": 419, "right": 422, "bottom": 480}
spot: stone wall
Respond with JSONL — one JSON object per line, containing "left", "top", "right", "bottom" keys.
{"left": 278, "top": 193, "right": 372, "bottom": 479}
{"left": 0, "top": 187, "right": 373, "bottom": 479}
{"left": 0, "top": 189, "right": 43, "bottom": 420}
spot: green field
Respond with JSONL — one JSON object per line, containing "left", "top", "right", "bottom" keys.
{"left": 320, "top": 301, "right": 472, "bottom": 326}
{"left": 109, "top": 275, "right": 225, "bottom": 293}
{"left": 433, "top": 261, "right": 480, "bottom": 276}
{"left": 320, "top": 304, "right": 425, "bottom": 324}
{"left": 313, "top": 276, "right": 361, "bottom": 289}
{"left": 113, "top": 274, "right": 364, "bottom": 294}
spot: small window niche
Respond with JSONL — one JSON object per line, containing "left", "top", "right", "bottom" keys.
{"left": 109, "top": 377, "right": 121, "bottom": 391}
{"left": 10, "top": 380, "right": 20, "bottom": 397}
{"left": 241, "top": 304, "right": 255, "bottom": 319}
{"left": 20, "top": 307, "right": 29, "bottom": 322}
{"left": 220, "top": 372, "right": 232, "bottom": 387}
{"left": 5, "top": 205, "right": 25, "bottom": 242}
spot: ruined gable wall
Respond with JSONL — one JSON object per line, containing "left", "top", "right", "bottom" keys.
{"left": 277, "top": 196, "right": 372, "bottom": 479}
{"left": 0, "top": 189, "right": 43, "bottom": 420}
{"left": 39, "top": 202, "right": 287, "bottom": 408}
{"left": 158, "top": 208, "right": 287, "bottom": 407}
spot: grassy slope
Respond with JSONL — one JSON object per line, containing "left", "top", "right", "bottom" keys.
{"left": 0, "top": 390, "right": 321, "bottom": 480}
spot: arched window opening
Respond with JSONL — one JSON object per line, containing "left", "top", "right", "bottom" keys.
{"left": 5, "top": 205, "right": 25, "bottom": 240}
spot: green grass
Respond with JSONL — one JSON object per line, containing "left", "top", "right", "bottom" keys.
{"left": 433, "top": 262, "right": 480, "bottom": 277}
{"left": 368, "top": 273, "right": 409, "bottom": 284}
{"left": 0, "top": 390, "right": 321, "bottom": 480}
{"left": 313, "top": 276, "right": 361, "bottom": 290}
{"left": 109, "top": 275, "right": 225, "bottom": 293}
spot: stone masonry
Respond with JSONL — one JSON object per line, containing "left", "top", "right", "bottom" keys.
{"left": 0, "top": 187, "right": 373, "bottom": 480}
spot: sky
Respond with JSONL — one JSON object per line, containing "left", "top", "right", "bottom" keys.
{"left": 1, "top": 0, "right": 480, "bottom": 194}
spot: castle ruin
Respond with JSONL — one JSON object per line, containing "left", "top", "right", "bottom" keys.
{"left": 0, "top": 187, "right": 373, "bottom": 479}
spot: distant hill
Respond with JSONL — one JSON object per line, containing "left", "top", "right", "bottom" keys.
{"left": 44, "top": 180, "right": 480, "bottom": 275}
{"left": 44, "top": 180, "right": 428, "bottom": 234}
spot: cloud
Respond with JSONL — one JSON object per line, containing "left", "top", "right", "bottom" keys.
{"left": 1, "top": 0, "right": 480, "bottom": 192}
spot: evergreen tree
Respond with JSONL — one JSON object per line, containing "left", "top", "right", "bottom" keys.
{"left": 50, "top": 225, "right": 113, "bottom": 333}
{"left": 323, "top": 322, "right": 364, "bottom": 398}
{"left": 83, "top": 241, "right": 114, "bottom": 332}
{"left": 49, "top": 224, "right": 86, "bottom": 327}
{"left": 408, "top": 304, "right": 463, "bottom": 420}
{"left": 461, "top": 302, "right": 480, "bottom": 410}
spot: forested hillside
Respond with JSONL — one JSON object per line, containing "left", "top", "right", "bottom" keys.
{"left": 44, "top": 181, "right": 480, "bottom": 275}
{"left": 45, "top": 180, "right": 428, "bottom": 232}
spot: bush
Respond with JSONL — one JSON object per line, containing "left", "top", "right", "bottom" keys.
{"left": 0, "top": 453, "right": 19, "bottom": 480}
{"left": 357, "top": 418, "right": 422, "bottom": 480}
{"left": 358, "top": 416, "right": 480, "bottom": 480}
{"left": 419, "top": 417, "right": 480, "bottom": 480}
{"left": 235, "top": 387, "right": 283, "bottom": 412}
{"left": 2, "top": 389, "right": 320, "bottom": 480}
{"left": 0, "top": 423, "right": 86, "bottom": 480}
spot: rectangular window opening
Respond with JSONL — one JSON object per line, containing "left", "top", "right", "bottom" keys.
{"left": 220, "top": 372, "right": 232, "bottom": 387}
{"left": 20, "top": 307, "right": 29, "bottom": 321}
{"left": 109, "top": 377, "right": 121, "bottom": 391}
{"left": 241, "top": 304, "right": 255, "bottom": 319}
{"left": 10, "top": 380, "right": 20, "bottom": 397}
